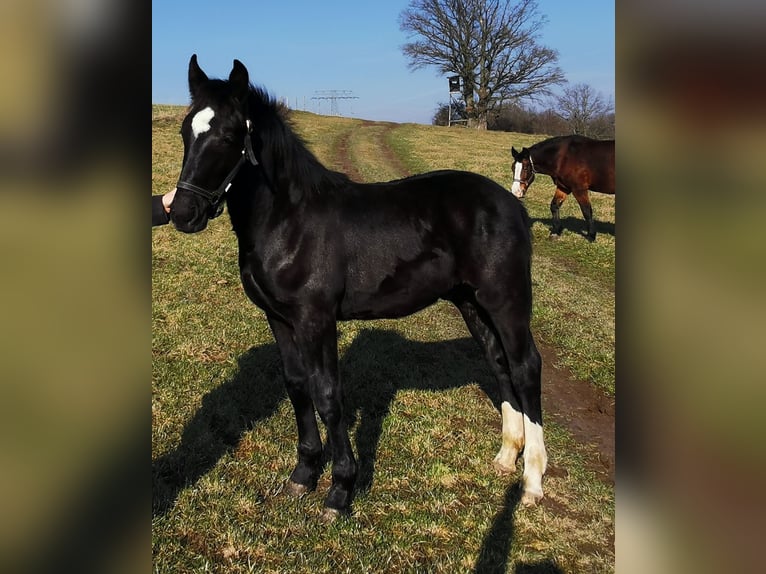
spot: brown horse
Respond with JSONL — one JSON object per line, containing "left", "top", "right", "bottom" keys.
{"left": 511, "top": 135, "right": 614, "bottom": 242}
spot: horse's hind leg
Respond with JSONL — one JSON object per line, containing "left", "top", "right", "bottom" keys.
{"left": 452, "top": 296, "right": 524, "bottom": 472}
{"left": 476, "top": 292, "right": 546, "bottom": 506}
{"left": 549, "top": 187, "right": 568, "bottom": 237}
{"left": 573, "top": 189, "right": 596, "bottom": 241}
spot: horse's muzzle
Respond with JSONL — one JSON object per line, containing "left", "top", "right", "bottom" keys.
{"left": 170, "top": 207, "right": 209, "bottom": 234}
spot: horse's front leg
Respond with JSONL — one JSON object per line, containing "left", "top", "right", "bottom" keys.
{"left": 549, "top": 187, "right": 568, "bottom": 237}
{"left": 294, "top": 313, "right": 357, "bottom": 521}
{"left": 268, "top": 316, "right": 324, "bottom": 495}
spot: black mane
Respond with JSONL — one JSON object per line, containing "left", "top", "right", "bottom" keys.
{"left": 245, "top": 85, "right": 350, "bottom": 200}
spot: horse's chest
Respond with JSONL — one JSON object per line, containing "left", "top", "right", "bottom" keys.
{"left": 238, "top": 255, "right": 290, "bottom": 318}
{"left": 237, "top": 249, "right": 328, "bottom": 319}
{"left": 240, "top": 265, "right": 273, "bottom": 310}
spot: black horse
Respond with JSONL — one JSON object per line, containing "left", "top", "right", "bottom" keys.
{"left": 167, "top": 55, "right": 547, "bottom": 520}
{"left": 511, "top": 135, "right": 615, "bottom": 242}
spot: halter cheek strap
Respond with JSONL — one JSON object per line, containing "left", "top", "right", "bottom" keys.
{"left": 176, "top": 120, "right": 259, "bottom": 216}
{"left": 512, "top": 154, "right": 536, "bottom": 185}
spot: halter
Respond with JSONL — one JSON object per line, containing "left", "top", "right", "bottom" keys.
{"left": 513, "top": 154, "right": 536, "bottom": 186}
{"left": 176, "top": 120, "right": 259, "bottom": 218}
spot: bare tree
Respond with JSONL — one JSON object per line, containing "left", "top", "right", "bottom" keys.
{"left": 556, "top": 83, "right": 614, "bottom": 137}
{"left": 400, "top": 0, "right": 564, "bottom": 129}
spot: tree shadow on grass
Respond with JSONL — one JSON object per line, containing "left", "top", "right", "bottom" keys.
{"left": 472, "top": 481, "right": 565, "bottom": 574}
{"left": 473, "top": 482, "right": 523, "bottom": 574}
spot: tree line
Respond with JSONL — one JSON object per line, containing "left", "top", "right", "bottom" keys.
{"left": 433, "top": 82, "right": 615, "bottom": 138}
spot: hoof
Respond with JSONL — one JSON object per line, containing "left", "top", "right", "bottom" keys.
{"left": 285, "top": 480, "right": 310, "bottom": 497}
{"left": 318, "top": 507, "right": 342, "bottom": 524}
{"left": 492, "top": 459, "right": 516, "bottom": 475}
{"left": 521, "top": 488, "right": 543, "bottom": 507}
{"left": 548, "top": 232, "right": 561, "bottom": 240}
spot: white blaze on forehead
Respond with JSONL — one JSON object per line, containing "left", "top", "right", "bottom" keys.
{"left": 511, "top": 161, "right": 524, "bottom": 197}
{"left": 191, "top": 106, "right": 215, "bottom": 138}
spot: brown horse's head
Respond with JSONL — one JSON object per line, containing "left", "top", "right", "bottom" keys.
{"left": 510, "top": 147, "right": 535, "bottom": 198}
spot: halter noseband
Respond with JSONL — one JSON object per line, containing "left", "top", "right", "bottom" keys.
{"left": 513, "top": 154, "right": 536, "bottom": 186}
{"left": 176, "top": 120, "right": 259, "bottom": 218}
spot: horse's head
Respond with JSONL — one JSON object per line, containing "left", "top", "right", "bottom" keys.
{"left": 170, "top": 55, "right": 257, "bottom": 233}
{"left": 510, "top": 146, "right": 535, "bottom": 199}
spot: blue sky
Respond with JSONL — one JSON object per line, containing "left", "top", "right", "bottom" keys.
{"left": 152, "top": 0, "right": 614, "bottom": 125}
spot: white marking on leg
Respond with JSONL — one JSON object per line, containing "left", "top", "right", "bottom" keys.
{"left": 521, "top": 414, "right": 547, "bottom": 506}
{"left": 191, "top": 106, "right": 215, "bottom": 138}
{"left": 511, "top": 161, "right": 524, "bottom": 198}
{"left": 493, "top": 401, "right": 524, "bottom": 471}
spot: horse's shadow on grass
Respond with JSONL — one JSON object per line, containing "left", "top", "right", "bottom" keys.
{"left": 153, "top": 328, "right": 541, "bottom": 567}
{"left": 532, "top": 215, "right": 615, "bottom": 239}
{"left": 152, "top": 343, "right": 287, "bottom": 515}
{"left": 153, "top": 328, "right": 505, "bottom": 514}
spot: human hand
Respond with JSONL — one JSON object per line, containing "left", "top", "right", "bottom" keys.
{"left": 162, "top": 188, "right": 177, "bottom": 213}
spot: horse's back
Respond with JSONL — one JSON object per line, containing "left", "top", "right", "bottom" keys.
{"left": 368, "top": 170, "right": 531, "bottom": 255}
{"left": 564, "top": 137, "right": 614, "bottom": 194}
{"left": 336, "top": 170, "right": 531, "bottom": 320}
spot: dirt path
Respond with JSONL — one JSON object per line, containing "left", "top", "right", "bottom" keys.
{"left": 332, "top": 121, "right": 615, "bottom": 485}
{"left": 333, "top": 121, "right": 410, "bottom": 182}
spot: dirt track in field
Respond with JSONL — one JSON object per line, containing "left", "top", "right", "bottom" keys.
{"left": 331, "top": 121, "right": 615, "bottom": 485}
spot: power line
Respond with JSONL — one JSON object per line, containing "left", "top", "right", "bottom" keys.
{"left": 311, "top": 90, "right": 359, "bottom": 116}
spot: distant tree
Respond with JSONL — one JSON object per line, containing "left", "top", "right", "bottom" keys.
{"left": 555, "top": 83, "right": 614, "bottom": 137}
{"left": 587, "top": 110, "right": 615, "bottom": 139}
{"left": 531, "top": 108, "right": 568, "bottom": 136}
{"left": 489, "top": 102, "right": 536, "bottom": 133}
{"left": 400, "top": 0, "right": 565, "bottom": 130}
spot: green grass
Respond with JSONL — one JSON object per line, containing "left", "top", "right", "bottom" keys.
{"left": 153, "top": 106, "right": 614, "bottom": 573}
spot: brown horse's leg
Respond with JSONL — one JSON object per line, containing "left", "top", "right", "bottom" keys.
{"left": 573, "top": 189, "right": 596, "bottom": 241}
{"left": 549, "top": 187, "right": 568, "bottom": 237}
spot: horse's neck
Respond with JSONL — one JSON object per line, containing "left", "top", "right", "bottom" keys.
{"left": 530, "top": 145, "right": 556, "bottom": 175}
{"left": 226, "top": 169, "right": 276, "bottom": 238}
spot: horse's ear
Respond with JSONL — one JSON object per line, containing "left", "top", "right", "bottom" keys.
{"left": 188, "top": 54, "right": 208, "bottom": 100}
{"left": 229, "top": 59, "right": 250, "bottom": 103}
{"left": 511, "top": 147, "right": 519, "bottom": 159}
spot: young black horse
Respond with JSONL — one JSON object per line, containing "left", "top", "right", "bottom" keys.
{"left": 168, "top": 55, "right": 546, "bottom": 520}
{"left": 511, "top": 135, "right": 615, "bottom": 242}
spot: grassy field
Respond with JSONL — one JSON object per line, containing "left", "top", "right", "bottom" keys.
{"left": 152, "top": 106, "right": 614, "bottom": 573}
